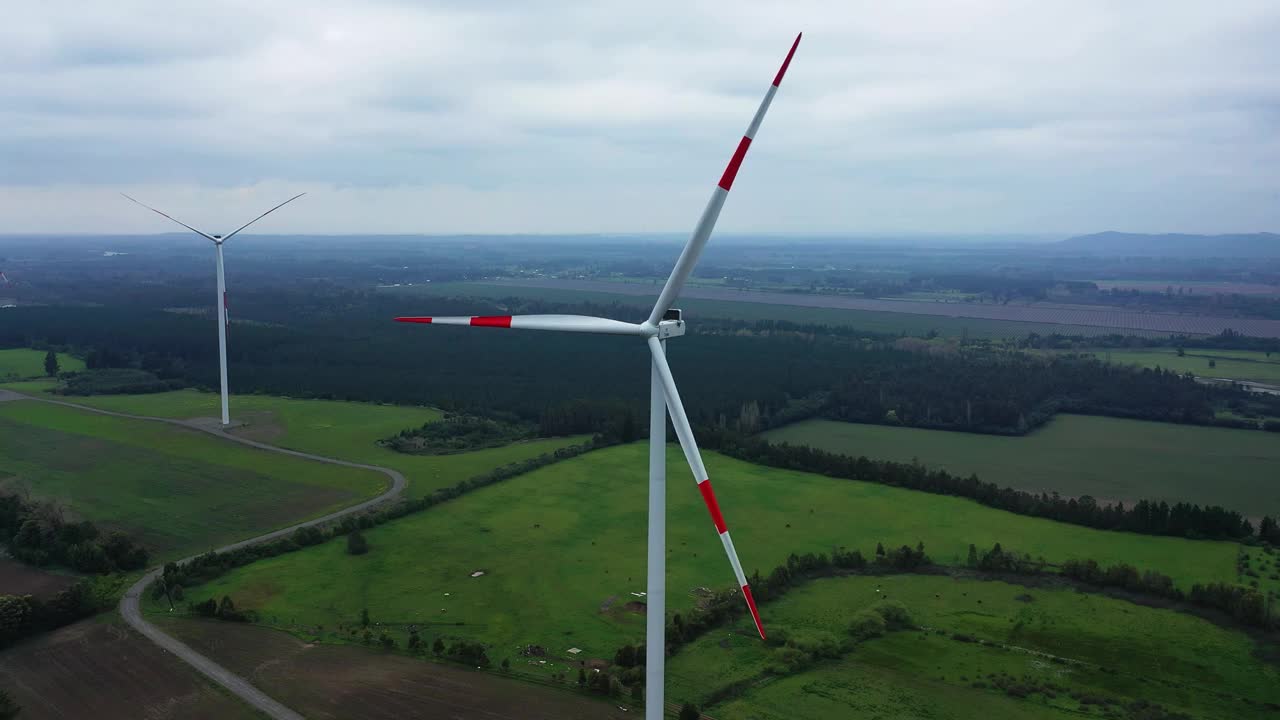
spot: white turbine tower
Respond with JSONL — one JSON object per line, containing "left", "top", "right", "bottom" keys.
{"left": 395, "top": 34, "right": 800, "bottom": 718}
{"left": 122, "top": 192, "right": 306, "bottom": 426}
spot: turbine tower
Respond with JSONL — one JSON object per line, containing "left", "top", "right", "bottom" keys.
{"left": 395, "top": 34, "right": 800, "bottom": 718}
{"left": 122, "top": 193, "right": 306, "bottom": 425}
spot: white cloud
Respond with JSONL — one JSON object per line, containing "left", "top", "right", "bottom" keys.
{"left": 1, "top": 0, "right": 1277, "bottom": 234}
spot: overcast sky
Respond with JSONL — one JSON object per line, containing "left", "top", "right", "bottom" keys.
{"left": 2, "top": 1, "right": 1277, "bottom": 236}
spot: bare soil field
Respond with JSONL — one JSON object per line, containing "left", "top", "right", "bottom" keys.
{"left": 159, "top": 618, "right": 633, "bottom": 720}
{"left": 0, "top": 618, "right": 259, "bottom": 720}
{"left": 0, "top": 557, "right": 78, "bottom": 598}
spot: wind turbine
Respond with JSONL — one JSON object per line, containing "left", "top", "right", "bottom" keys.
{"left": 122, "top": 192, "right": 306, "bottom": 426}
{"left": 395, "top": 34, "right": 800, "bottom": 718}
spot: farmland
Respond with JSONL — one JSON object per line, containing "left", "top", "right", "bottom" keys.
{"left": 156, "top": 618, "right": 631, "bottom": 719}
{"left": 0, "top": 399, "right": 386, "bottom": 559}
{"left": 0, "top": 556, "right": 78, "bottom": 597}
{"left": 1088, "top": 347, "right": 1280, "bottom": 383}
{"left": 0, "top": 617, "right": 260, "bottom": 720}
{"left": 0, "top": 347, "right": 83, "bottom": 381}
{"left": 57, "top": 389, "right": 590, "bottom": 496}
{"left": 391, "top": 279, "right": 1280, "bottom": 337}
{"left": 762, "top": 415, "right": 1280, "bottom": 517}
{"left": 665, "top": 574, "right": 1280, "bottom": 719}
{"left": 162, "top": 443, "right": 1239, "bottom": 686}
{"left": 389, "top": 281, "right": 1167, "bottom": 339}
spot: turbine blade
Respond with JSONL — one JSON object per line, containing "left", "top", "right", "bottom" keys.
{"left": 218, "top": 193, "right": 307, "bottom": 242}
{"left": 647, "top": 336, "right": 765, "bottom": 640}
{"left": 394, "top": 314, "right": 646, "bottom": 336}
{"left": 647, "top": 33, "right": 802, "bottom": 325}
{"left": 121, "top": 193, "right": 220, "bottom": 243}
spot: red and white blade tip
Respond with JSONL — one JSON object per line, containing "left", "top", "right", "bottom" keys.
{"left": 395, "top": 316, "right": 513, "bottom": 328}
{"left": 695, "top": 478, "right": 766, "bottom": 640}
{"left": 743, "top": 585, "right": 765, "bottom": 640}
{"left": 773, "top": 33, "right": 802, "bottom": 88}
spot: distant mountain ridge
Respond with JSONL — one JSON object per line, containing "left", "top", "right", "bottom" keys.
{"left": 1058, "top": 231, "right": 1280, "bottom": 258}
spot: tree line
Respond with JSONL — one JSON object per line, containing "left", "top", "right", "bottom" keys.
{"left": 608, "top": 539, "right": 1275, "bottom": 671}
{"left": 0, "top": 580, "right": 115, "bottom": 649}
{"left": 705, "top": 432, "right": 1266, "bottom": 542}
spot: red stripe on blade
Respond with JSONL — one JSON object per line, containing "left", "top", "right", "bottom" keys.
{"left": 470, "top": 316, "right": 513, "bottom": 328}
{"left": 718, "top": 136, "right": 752, "bottom": 191}
{"left": 772, "top": 33, "right": 802, "bottom": 87}
{"left": 697, "top": 479, "right": 728, "bottom": 534}
{"left": 742, "top": 584, "right": 766, "bottom": 639}
{"left": 394, "top": 317, "right": 433, "bottom": 324}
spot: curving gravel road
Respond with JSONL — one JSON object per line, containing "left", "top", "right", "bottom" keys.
{"left": 15, "top": 392, "right": 408, "bottom": 720}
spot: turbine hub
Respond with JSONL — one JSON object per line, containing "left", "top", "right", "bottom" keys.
{"left": 657, "top": 316, "right": 686, "bottom": 340}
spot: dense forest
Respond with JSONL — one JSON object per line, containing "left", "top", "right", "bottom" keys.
{"left": 4, "top": 287, "right": 1275, "bottom": 440}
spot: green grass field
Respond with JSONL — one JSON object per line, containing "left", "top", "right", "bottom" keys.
{"left": 54, "top": 389, "right": 588, "bottom": 496}
{"left": 665, "top": 574, "right": 1280, "bottom": 719}
{"left": 0, "top": 348, "right": 84, "bottom": 381}
{"left": 165, "top": 443, "right": 1239, "bottom": 684}
{"left": 762, "top": 415, "right": 1280, "bottom": 517}
{"left": 0, "top": 401, "right": 386, "bottom": 559}
{"left": 388, "top": 282, "right": 1163, "bottom": 339}
{"left": 1083, "top": 347, "right": 1280, "bottom": 383}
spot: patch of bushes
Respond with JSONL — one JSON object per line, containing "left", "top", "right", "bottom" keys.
{"left": 382, "top": 412, "right": 536, "bottom": 455}
{"left": 0, "top": 578, "right": 118, "bottom": 649}
{"left": 189, "top": 595, "right": 254, "bottom": 622}
{"left": 54, "top": 368, "right": 185, "bottom": 396}
{"left": 0, "top": 492, "right": 148, "bottom": 574}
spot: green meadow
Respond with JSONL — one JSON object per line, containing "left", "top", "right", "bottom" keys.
{"left": 58, "top": 389, "right": 588, "bottom": 496}
{"left": 1085, "top": 347, "right": 1280, "bottom": 383}
{"left": 0, "top": 348, "right": 84, "bottom": 381}
{"left": 762, "top": 415, "right": 1280, "bottom": 517}
{"left": 169, "top": 443, "right": 1238, "bottom": 679}
{"left": 0, "top": 401, "right": 385, "bottom": 559}
{"left": 666, "top": 574, "right": 1280, "bottom": 719}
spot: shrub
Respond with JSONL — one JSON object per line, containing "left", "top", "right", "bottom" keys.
{"left": 872, "top": 600, "right": 913, "bottom": 629}
{"left": 848, "top": 609, "right": 886, "bottom": 642}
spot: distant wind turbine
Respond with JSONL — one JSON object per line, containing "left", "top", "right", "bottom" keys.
{"left": 122, "top": 193, "right": 306, "bottom": 425}
{"left": 394, "top": 34, "right": 801, "bottom": 718}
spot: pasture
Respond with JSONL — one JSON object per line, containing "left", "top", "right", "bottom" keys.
{"left": 57, "top": 389, "right": 588, "bottom": 496}
{"left": 1091, "top": 347, "right": 1280, "bottom": 383}
{"left": 761, "top": 415, "right": 1280, "bottom": 517}
{"left": 0, "top": 347, "right": 83, "bottom": 381}
{"left": 0, "top": 400, "right": 386, "bottom": 559}
{"left": 168, "top": 443, "right": 1238, "bottom": 684}
{"left": 666, "top": 574, "right": 1280, "bottom": 719}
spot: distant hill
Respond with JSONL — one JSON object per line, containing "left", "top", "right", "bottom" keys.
{"left": 1057, "top": 232, "right": 1280, "bottom": 258}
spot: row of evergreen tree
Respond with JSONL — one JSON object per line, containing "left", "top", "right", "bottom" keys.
{"left": 705, "top": 432, "right": 1268, "bottom": 541}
